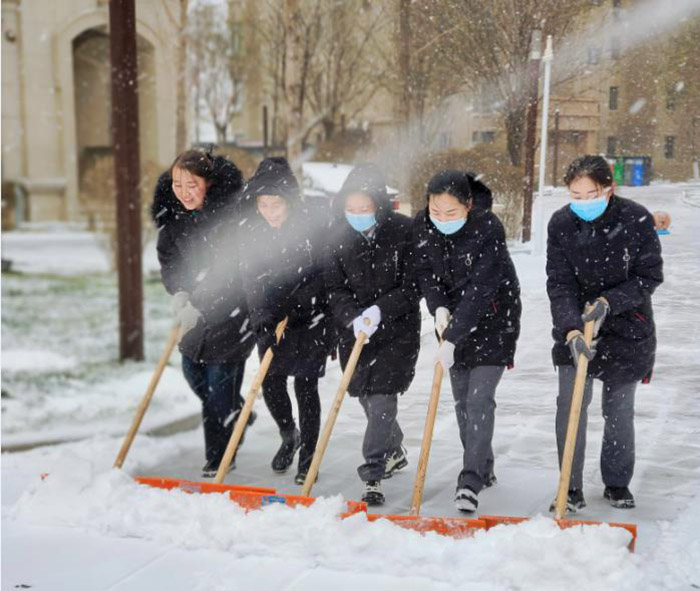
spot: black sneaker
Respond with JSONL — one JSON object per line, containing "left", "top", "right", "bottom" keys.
{"left": 201, "top": 458, "right": 235, "bottom": 478}
{"left": 383, "top": 446, "right": 408, "bottom": 479}
{"left": 361, "top": 480, "right": 385, "bottom": 506}
{"left": 294, "top": 470, "right": 318, "bottom": 486}
{"left": 483, "top": 473, "right": 498, "bottom": 488}
{"left": 271, "top": 428, "right": 301, "bottom": 473}
{"left": 247, "top": 410, "right": 257, "bottom": 426}
{"left": 549, "top": 488, "right": 586, "bottom": 513}
{"left": 604, "top": 486, "right": 635, "bottom": 509}
{"left": 454, "top": 487, "right": 479, "bottom": 512}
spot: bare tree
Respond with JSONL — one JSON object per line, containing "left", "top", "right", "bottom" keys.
{"left": 187, "top": 3, "right": 246, "bottom": 144}
{"left": 257, "top": 0, "right": 388, "bottom": 162}
{"left": 162, "top": 0, "right": 189, "bottom": 152}
{"left": 305, "top": 1, "right": 389, "bottom": 142}
{"left": 426, "top": 0, "right": 590, "bottom": 166}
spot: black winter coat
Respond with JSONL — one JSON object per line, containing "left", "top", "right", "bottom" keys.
{"left": 324, "top": 212, "right": 421, "bottom": 397}
{"left": 239, "top": 209, "right": 334, "bottom": 378}
{"left": 546, "top": 194, "right": 663, "bottom": 383}
{"left": 152, "top": 156, "right": 255, "bottom": 363}
{"left": 413, "top": 208, "right": 521, "bottom": 368}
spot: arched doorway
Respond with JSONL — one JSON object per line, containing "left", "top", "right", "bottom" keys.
{"left": 72, "top": 27, "right": 157, "bottom": 228}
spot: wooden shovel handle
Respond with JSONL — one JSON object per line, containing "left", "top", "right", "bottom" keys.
{"left": 554, "top": 313, "right": 595, "bottom": 519}
{"left": 214, "top": 317, "right": 288, "bottom": 483}
{"left": 114, "top": 323, "right": 180, "bottom": 469}
{"left": 301, "top": 322, "right": 370, "bottom": 496}
{"left": 409, "top": 356, "right": 445, "bottom": 516}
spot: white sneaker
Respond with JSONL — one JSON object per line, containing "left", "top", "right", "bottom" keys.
{"left": 383, "top": 445, "right": 408, "bottom": 479}
{"left": 454, "top": 487, "right": 478, "bottom": 512}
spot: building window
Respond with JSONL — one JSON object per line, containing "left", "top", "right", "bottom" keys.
{"left": 481, "top": 131, "right": 496, "bottom": 143}
{"left": 611, "top": 37, "right": 621, "bottom": 60}
{"left": 607, "top": 136, "right": 617, "bottom": 155}
{"left": 609, "top": 86, "right": 619, "bottom": 110}
{"left": 587, "top": 47, "right": 600, "bottom": 65}
{"left": 472, "top": 131, "right": 479, "bottom": 143}
{"left": 664, "top": 136, "right": 675, "bottom": 159}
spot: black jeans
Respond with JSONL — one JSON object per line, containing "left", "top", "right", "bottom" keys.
{"left": 262, "top": 374, "right": 321, "bottom": 471}
{"left": 182, "top": 356, "right": 246, "bottom": 464}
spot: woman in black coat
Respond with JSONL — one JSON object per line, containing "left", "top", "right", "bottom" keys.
{"left": 152, "top": 150, "right": 256, "bottom": 477}
{"left": 413, "top": 170, "right": 521, "bottom": 513}
{"left": 546, "top": 155, "right": 663, "bottom": 512}
{"left": 238, "top": 157, "right": 333, "bottom": 484}
{"left": 324, "top": 163, "right": 421, "bottom": 506}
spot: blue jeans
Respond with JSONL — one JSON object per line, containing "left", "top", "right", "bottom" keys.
{"left": 182, "top": 356, "right": 246, "bottom": 464}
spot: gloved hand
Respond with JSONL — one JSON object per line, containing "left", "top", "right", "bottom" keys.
{"left": 566, "top": 330, "right": 596, "bottom": 367}
{"left": 362, "top": 305, "right": 381, "bottom": 329}
{"left": 177, "top": 301, "right": 202, "bottom": 340}
{"left": 435, "top": 341, "right": 456, "bottom": 371}
{"left": 581, "top": 297, "right": 609, "bottom": 337}
{"left": 171, "top": 291, "right": 190, "bottom": 317}
{"left": 353, "top": 315, "right": 378, "bottom": 342}
{"left": 435, "top": 307, "right": 451, "bottom": 338}
{"left": 256, "top": 323, "right": 278, "bottom": 352}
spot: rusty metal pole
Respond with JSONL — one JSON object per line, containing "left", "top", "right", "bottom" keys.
{"left": 109, "top": 0, "right": 144, "bottom": 361}
{"left": 263, "top": 105, "right": 269, "bottom": 159}
{"left": 552, "top": 108, "right": 560, "bottom": 187}
{"left": 521, "top": 30, "right": 542, "bottom": 244}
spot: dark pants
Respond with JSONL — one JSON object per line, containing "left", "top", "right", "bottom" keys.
{"left": 556, "top": 365, "right": 637, "bottom": 490}
{"left": 182, "top": 356, "right": 246, "bottom": 464}
{"left": 357, "top": 394, "right": 404, "bottom": 482}
{"left": 449, "top": 365, "right": 505, "bottom": 493}
{"left": 262, "top": 374, "right": 321, "bottom": 471}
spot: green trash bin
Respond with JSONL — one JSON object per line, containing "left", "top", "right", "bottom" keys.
{"left": 613, "top": 158, "right": 625, "bottom": 185}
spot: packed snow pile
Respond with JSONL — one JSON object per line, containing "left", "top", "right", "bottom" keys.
{"left": 9, "top": 445, "right": 642, "bottom": 591}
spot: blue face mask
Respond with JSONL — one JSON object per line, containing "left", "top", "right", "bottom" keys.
{"left": 430, "top": 215, "right": 466, "bottom": 235}
{"left": 569, "top": 195, "right": 609, "bottom": 221}
{"left": 345, "top": 212, "right": 376, "bottom": 233}
{"left": 656, "top": 228, "right": 670, "bottom": 236}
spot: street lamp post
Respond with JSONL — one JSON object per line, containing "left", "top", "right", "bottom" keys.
{"left": 533, "top": 35, "right": 553, "bottom": 256}
{"left": 537, "top": 35, "right": 554, "bottom": 200}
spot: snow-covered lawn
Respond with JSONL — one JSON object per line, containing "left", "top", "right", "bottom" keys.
{"left": 2, "top": 184, "right": 699, "bottom": 590}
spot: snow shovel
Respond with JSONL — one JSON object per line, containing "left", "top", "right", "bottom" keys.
{"left": 553, "top": 314, "right": 595, "bottom": 519}
{"left": 301, "top": 320, "right": 370, "bottom": 496}
{"left": 481, "top": 311, "right": 638, "bottom": 551}
{"left": 409, "top": 349, "right": 445, "bottom": 516}
{"left": 214, "top": 317, "right": 289, "bottom": 483}
{"left": 114, "top": 323, "right": 180, "bottom": 469}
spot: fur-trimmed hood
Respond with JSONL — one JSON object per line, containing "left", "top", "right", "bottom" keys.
{"left": 151, "top": 155, "right": 244, "bottom": 227}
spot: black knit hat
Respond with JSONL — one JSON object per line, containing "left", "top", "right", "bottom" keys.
{"left": 244, "top": 157, "right": 300, "bottom": 202}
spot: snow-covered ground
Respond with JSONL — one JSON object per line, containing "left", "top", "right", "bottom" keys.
{"left": 2, "top": 184, "right": 699, "bottom": 590}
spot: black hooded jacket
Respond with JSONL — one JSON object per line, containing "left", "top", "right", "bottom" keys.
{"left": 323, "top": 164, "right": 421, "bottom": 397}
{"left": 413, "top": 206, "right": 521, "bottom": 368}
{"left": 238, "top": 158, "right": 334, "bottom": 377}
{"left": 152, "top": 155, "right": 255, "bottom": 363}
{"left": 546, "top": 194, "right": 663, "bottom": 383}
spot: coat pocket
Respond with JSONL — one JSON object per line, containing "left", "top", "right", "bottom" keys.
{"left": 605, "top": 309, "right": 654, "bottom": 341}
